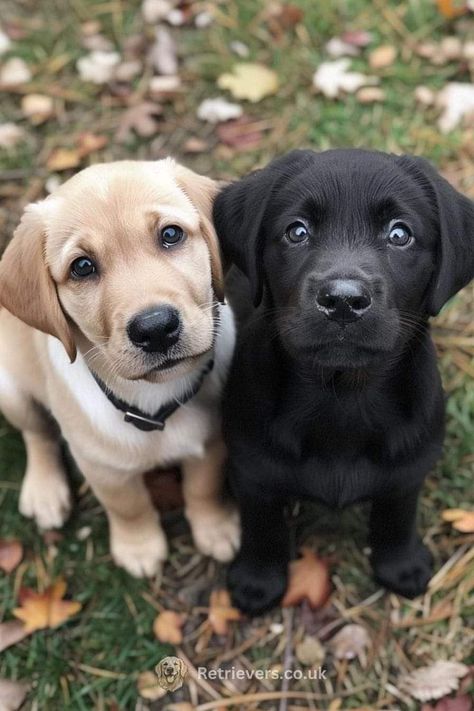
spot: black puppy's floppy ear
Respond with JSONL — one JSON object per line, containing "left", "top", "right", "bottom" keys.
{"left": 397, "top": 155, "right": 474, "bottom": 316}
{"left": 213, "top": 150, "right": 312, "bottom": 306}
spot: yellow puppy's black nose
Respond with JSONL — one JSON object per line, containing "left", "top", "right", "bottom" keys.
{"left": 127, "top": 305, "right": 181, "bottom": 353}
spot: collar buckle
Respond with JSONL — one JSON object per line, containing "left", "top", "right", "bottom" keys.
{"left": 124, "top": 411, "right": 166, "bottom": 432}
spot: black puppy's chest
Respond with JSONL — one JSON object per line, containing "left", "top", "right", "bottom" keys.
{"left": 273, "top": 378, "right": 420, "bottom": 507}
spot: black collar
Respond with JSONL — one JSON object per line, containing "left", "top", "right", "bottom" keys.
{"left": 91, "top": 359, "right": 214, "bottom": 432}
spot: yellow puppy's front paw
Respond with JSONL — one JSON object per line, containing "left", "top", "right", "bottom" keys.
{"left": 19, "top": 470, "right": 71, "bottom": 530}
{"left": 188, "top": 506, "right": 241, "bottom": 563}
{"left": 110, "top": 529, "right": 168, "bottom": 578}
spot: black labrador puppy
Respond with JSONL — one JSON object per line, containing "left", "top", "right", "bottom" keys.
{"left": 213, "top": 149, "right": 474, "bottom": 616}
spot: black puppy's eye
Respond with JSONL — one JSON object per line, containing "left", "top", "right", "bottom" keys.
{"left": 161, "top": 225, "right": 186, "bottom": 248}
{"left": 285, "top": 221, "right": 309, "bottom": 244}
{"left": 387, "top": 221, "right": 413, "bottom": 247}
{"left": 70, "top": 257, "right": 97, "bottom": 278}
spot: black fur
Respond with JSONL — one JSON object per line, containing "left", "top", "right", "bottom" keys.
{"left": 214, "top": 149, "right": 474, "bottom": 616}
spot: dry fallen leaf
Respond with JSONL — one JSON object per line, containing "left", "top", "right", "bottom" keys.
{"left": 21, "top": 94, "right": 54, "bottom": 125}
{"left": 422, "top": 695, "right": 473, "bottom": 711}
{"left": 208, "top": 589, "right": 241, "bottom": 636}
{"left": 442, "top": 508, "right": 474, "bottom": 533}
{"left": 328, "top": 624, "right": 371, "bottom": 664}
{"left": 76, "top": 50, "right": 120, "bottom": 84}
{"left": 0, "top": 123, "right": 25, "bottom": 150}
{"left": 399, "top": 661, "right": 469, "bottom": 702}
{"left": 216, "top": 116, "right": 264, "bottom": 150}
{"left": 218, "top": 63, "right": 279, "bottom": 103}
{"left": 340, "top": 30, "right": 373, "bottom": 48}
{"left": 148, "top": 26, "right": 178, "bottom": 76}
{"left": 436, "top": 82, "right": 474, "bottom": 133}
{"left": 295, "top": 635, "right": 325, "bottom": 667}
{"left": 115, "top": 102, "right": 162, "bottom": 142}
{"left": 197, "top": 97, "right": 243, "bottom": 123}
{"left": 142, "top": 0, "right": 173, "bottom": 24}
{"left": 115, "top": 59, "right": 142, "bottom": 82}
{"left": 13, "top": 579, "right": 81, "bottom": 632}
{"left": 0, "top": 57, "right": 32, "bottom": 86}
{"left": 0, "top": 540, "right": 23, "bottom": 573}
{"left": 153, "top": 610, "right": 186, "bottom": 644}
{"left": 326, "top": 37, "right": 360, "bottom": 58}
{"left": 137, "top": 670, "right": 167, "bottom": 701}
{"left": 281, "top": 547, "right": 331, "bottom": 609}
{"left": 46, "top": 148, "right": 82, "bottom": 172}
{"left": 77, "top": 132, "right": 108, "bottom": 158}
{"left": 357, "top": 87, "right": 385, "bottom": 103}
{"left": 369, "top": 45, "right": 397, "bottom": 69}
{"left": 0, "top": 620, "right": 29, "bottom": 653}
{"left": 313, "top": 59, "right": 378, "bottom": 99}
{"left": 0, "top": 28, "right": 12, "bottom": 55}
{"left": 0, "top": 678, "right": 29, "bottom": 711}
{"left": 149, "top": 75, "right": 182, "bottom": 95}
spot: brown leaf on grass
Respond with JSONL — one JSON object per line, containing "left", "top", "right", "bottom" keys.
{"left": 77, "top": 132, "right": 108, "bottom": 158}
{"left": 369, "top": 45, "right": 397, "bottom": 69}
{"left": 137, "top": 670, "right": 167, "bottom": 701}
{"left": 13, "top": 579, "right": 81, "bottom": 632}
{"left": 399, "top": 661, "right": 469, "bottom": 702}
{"left": 282, "top": 548, "right": 331, "bottom": 609}
{"left": 218, "top": 63, "right": 279, "bottom": 103}
{"left": 216, "top": 116, "right": 264, "bottom": 151}
{"left": 46, "top": 148, "right": 81, "bottom": 172}
{"left": 0, "top": 540, "right": 23, "bottom": 573}
{"left": 442, "top": 508, "right": 474, "bottom": 532}
{"left": 340, "top": 30, "right": 373, "bottom": 48}
{"left": 436, "top": 0, "right": 467, "bottom": 19}
{"left": 21, "top": 94, "right": 54, "bottom": 125}
{"left": 0, "top": 620, "right": 29, "bottom": 652}
{"left": 145, "top": 468, "right": 184, "bottom": 512}
{"left": 153, "top": 610, "right": 186, "bottom": 644}
{"left": 115, "top": 102, "right": 163, "bottom": 142}
{"left": 327, "top": 624, "right": 371, "bottom": 664}
{"left": 0, "top": 678, "right": 29, "bottom": 710}
{"left": 422, "top": 694, "right": 473, "bottom": 711}
{"left": 208, "top": 589, "right": 241, "bottom": 636}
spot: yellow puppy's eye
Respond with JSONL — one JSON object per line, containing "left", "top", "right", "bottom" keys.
{"left": 161, "top": 225, "right": 186, "bottom": 248}
{"left": 71, "top": 257, "right": 97, "bottom": 278}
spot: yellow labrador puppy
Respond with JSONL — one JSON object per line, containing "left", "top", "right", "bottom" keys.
{"left": 0, "top": 159, "right": 239, "bottom": 577}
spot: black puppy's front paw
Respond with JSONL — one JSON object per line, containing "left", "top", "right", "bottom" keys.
{"left": 371, "top": 540, "right": 433, "bottom": 599}
{"left": 227, "top": 554, "right": 288, "bottom": 616}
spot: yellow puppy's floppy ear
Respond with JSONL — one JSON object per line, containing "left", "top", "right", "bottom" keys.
{"left": 178, "top": 658, "right": 186, "bottom": 677}
{"left": 0, "top": 203, "right": 76, "bottom": 362}
{"left": 174, "top": 165, "right": 225, "bottom": 303}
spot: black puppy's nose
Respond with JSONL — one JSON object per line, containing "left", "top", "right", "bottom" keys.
{"left": 316, "top": 279, "right": 372, "bottom": 323}
{"left": 127, "top": 306, "right": 181, "bottom": 353}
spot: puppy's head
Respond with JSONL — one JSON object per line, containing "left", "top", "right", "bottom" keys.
{"left": 214, "top": 149, "right": 474, "bottom": 369}
{"left": 0, "top": 160, "right": 224, "bottom": 382}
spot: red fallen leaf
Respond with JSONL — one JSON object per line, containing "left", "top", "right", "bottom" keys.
{"left": 341, "top": 30, "right": 373, "bottom": 48}
{"left": 282, "top": 547, "right": 331, "bottom": 609}
{"left": 436, "top": 0, "right": 467, "bottom": 18}
{"left": 144, "top": 468, "right": 184, "bottom": 512}
{"left": 0, "top": 539, "right": 23, "bottom": 573}
{"left": 275, "top": 4, "right": 304, "bottom": 28}
{"left": 422, "top": 695, "right": 472, "bottom": 711}
{"left": 216, "top": 116, "right": 264, "bottom": 151}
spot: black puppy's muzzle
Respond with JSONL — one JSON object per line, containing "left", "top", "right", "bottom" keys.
{"left": 316, "top": 278, "right": 372, "bottom": 324}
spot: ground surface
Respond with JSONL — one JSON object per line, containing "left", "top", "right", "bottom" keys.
{"left": 0, "top": 1, "right": 473, "bottom": 709}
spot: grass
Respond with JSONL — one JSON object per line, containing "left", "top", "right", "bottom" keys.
{"left": 0, "top": 0, "right": 473, "bottom": 708}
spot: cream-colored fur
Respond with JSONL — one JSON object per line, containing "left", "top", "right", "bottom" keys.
{"left": 0, "top": 159, "right": 239, "bottom": 577}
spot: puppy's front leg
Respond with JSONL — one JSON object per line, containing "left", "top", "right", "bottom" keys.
{"left": 73, "top": 453, "right": 167, "bottom": 578}
{"left": 369, "top": 486, "right": 433, "bottom": 598}
{"left": 227, "top": 465, "right": 290, "bottom": 616}
{"left": 182, "top": 439, "right": 240, "bottom": 563}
